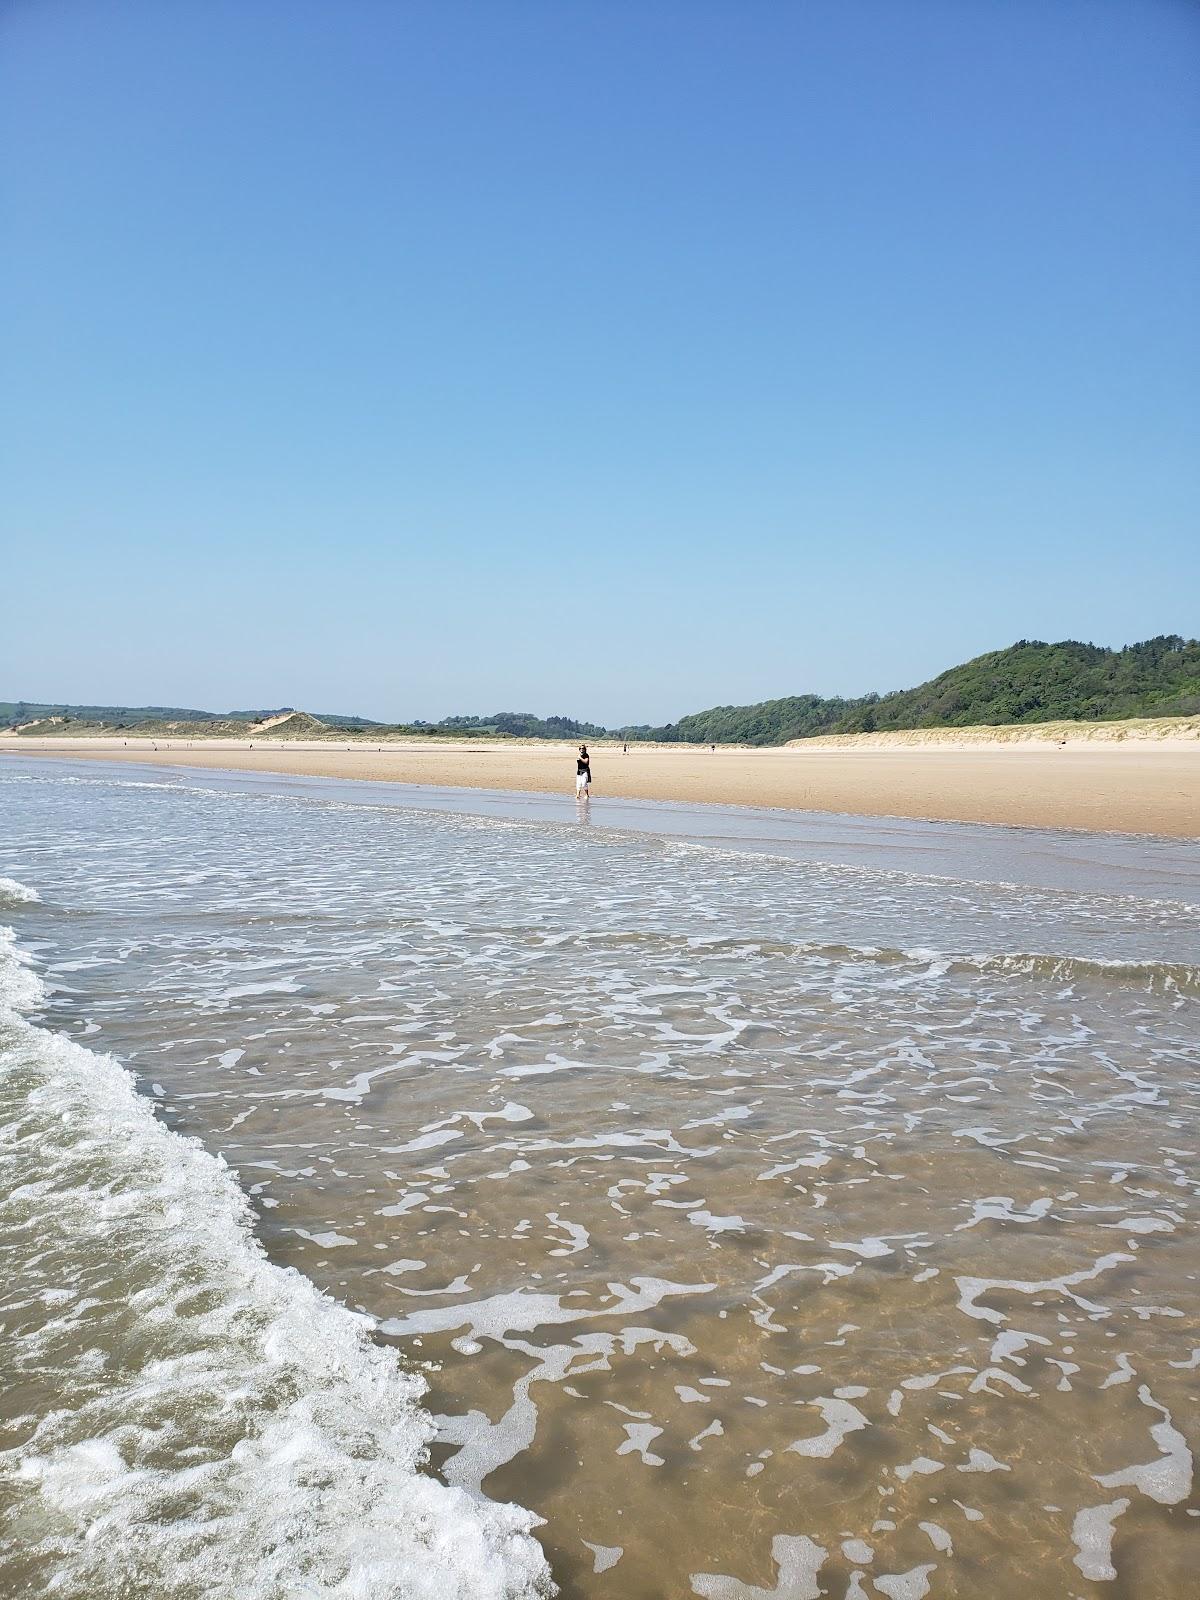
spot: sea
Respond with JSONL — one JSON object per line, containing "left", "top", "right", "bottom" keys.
{"left": 1, "top": 755, "right": 1196, "bottom": 1598}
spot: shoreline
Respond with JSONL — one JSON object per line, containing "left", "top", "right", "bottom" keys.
{"left": 5, "top": 735, "right": 1198, "bottom": 838}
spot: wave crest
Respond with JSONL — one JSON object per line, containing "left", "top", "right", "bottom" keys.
{"left": 0, "top": 875, "right": 41, "bottom": 907}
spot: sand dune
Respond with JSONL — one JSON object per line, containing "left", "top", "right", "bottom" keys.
{"left": 791, "top": 713, "right": 1199, "bottom": 749}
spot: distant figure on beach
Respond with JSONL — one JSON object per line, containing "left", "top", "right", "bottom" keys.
{"left": 575, "top": 744, "right": 591, "bottom": 797}
{"left": 623, "top": 742, "right": 628, "bottom": 754}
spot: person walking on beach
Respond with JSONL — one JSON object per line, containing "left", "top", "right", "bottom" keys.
{"left": 575, "top": 744, "right": 592, "bottom": 797}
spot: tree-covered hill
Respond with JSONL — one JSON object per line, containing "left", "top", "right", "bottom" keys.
{"left": 611, "top": 636, "right": 1200, "bottom": 744}
{"left": 831, "top": 636, "right": 1200, "bottom": 734}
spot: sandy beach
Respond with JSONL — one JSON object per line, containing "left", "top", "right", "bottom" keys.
{"left": 5, "top": 729, "right": 1198, "bottom": 837}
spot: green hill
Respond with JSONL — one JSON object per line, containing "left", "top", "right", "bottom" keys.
{"left": 831, "top": 635, "right": 1200, "bottom": 735}
{"left": 619, "top": 635, "right": 1198, "bottom": 744}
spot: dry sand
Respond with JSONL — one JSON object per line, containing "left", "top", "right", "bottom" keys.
{"left": 5, "top": 729, "right": 1199, "bottom": 838}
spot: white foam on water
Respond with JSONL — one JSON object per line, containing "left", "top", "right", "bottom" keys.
{"left": 968, "top": 1367, "right": 1033, "bottom": 1396}
{"left": 899, "top": 1366, "right": 973, "bottom": 1392}
{"left": 380, "top": 1278, "right": 716, "bottom": 1342}
{"left": 827, "top": 1235, "right": 901, "bottom": 1259}
{"left": 0, "top": 927, "right": 552, "bottom": 1599}
{"left": 438, "top": 1327, "right": 689, "bottom": 1496}
{"left": 989, "top": 1328, "right": 1050, "bottom": 1365}
{"left": 918, "top": 1522, "right": 953, "bottom": 1555}
{"left": 688, "top": 1419, "right": 724, "bottom": 1452}
{"left": 691, "top": 1535, "right": 828, "bottom": 1599}
{"left": 546, "top": 1212, "right": 590, "bottom": 1255}
{"left": 1098, "top": 1353, "right": 1136, "bottom": 1389}
{"left": 293, "top": 1228, "right": 357, "bottom": 1248}
{"left": 872, "top": 1565, "right": 936, "bottom": 1599}
{"left": 689, "top": 1209, "right": 748, "bottom": 1235}
{"left": 0, "top": 875, "right": 42, "bottom": 905}
{"left": 1071, "top": 1499, "right": 1130, "bottom": 1581}
{"left": 1093, "top": 1385, "right": 1194, "bottom": 1505}
{"left": 954, "top": 1195, "right": 1054, "bottom": 1230}
{"left": 954, "top": 1253, "right": 1133, "bottom": 1324}
{"left": 616, "top": 1424, "right": 665, "bottom": 1466}
{"left": 467, "top": 1101, "right": 536, "bottom": 1128}
{"left": 0, "top": 923, "right": 48, "bottom": 1012}
{"left": 582, "top": 1543, "right": 623, "bottom": 1574}
{"left": 957, "top": 1449, "right": 1010, "bottom": 1474}
{"left": 1103, "top": 1214, "right": 1175, "bottom": 1234}
{"left": 893, "top": 1457, "right": 944, "bottom": 1483}
{"left": 785, "top": 1397, "right": 870, "bottom": 1459}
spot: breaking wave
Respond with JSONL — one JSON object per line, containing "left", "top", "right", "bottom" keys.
{"left": 0, "top": 884, "right": 553, "bottom": 1600}
{"left": 957, "top": 949, "right": 1200, "bottom": 997}
{"left": 0, "top": 874, "right": 41, "bottom": 908}
{"left": 495, "top": 923, "right": 1200, "bottom": 997}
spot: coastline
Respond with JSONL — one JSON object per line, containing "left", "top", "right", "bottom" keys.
{"left": 4, "top": 732, "right": 1198, "bottom": 838}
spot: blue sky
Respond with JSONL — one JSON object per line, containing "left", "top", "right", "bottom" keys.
{"left": 3, "top": 0, "right": 1196, "bottom": 724}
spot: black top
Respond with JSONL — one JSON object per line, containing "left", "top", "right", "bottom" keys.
{"left": 577, "top": 757, "right": 590, "bottom": 777}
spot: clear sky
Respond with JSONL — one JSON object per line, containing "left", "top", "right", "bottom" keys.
{"left": 2, "top": 0, "right": 1196, "bottom": 725}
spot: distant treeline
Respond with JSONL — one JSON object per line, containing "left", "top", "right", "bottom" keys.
{"left": 0, "top": 701, "right": 381, "bottom": 730}
{"left": 8, "top": 637, "right": 1198, "bottom": 746}
{"left": 412, "top": 712, "right": 609, "bottom": 739}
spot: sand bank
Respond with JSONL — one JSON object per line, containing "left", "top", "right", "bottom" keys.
{"left": 5, "top": 732, "right": 1198, "bottom": 837}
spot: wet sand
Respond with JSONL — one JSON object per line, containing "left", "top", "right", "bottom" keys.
{"left": 4, "top": 734, "right": 1199, "bottom": 838}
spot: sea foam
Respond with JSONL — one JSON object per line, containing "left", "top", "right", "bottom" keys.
{"left": 0, "top": 906, "right": 553, "bottom": 1600}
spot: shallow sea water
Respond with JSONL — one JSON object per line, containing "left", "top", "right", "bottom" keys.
{"left": 1, "top": 759, "right": 1197, "bottom": 1598}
